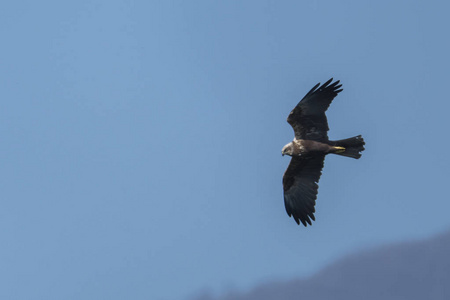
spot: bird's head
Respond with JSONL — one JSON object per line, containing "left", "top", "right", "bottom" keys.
{"left": 281, "top": 142, "right": 294, "bottom": 156}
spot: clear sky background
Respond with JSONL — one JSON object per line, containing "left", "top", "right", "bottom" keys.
{"left": 1, "top": 1, "right": 449, "bottom": 299}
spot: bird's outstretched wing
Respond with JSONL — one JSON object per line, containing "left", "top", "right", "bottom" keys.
{"left": 287, "top": 78, "right": 342, "bottom": 142}
{"left": 283, "top": 155, "right": 325, "bottom": 226}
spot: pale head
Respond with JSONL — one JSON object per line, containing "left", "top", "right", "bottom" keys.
{"left": 281, "top": 142, "right": 295, "bottom": 156}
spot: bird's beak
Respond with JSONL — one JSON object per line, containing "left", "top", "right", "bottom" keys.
{"left": 282, "top": 152, "right": 284, "bottom": 156}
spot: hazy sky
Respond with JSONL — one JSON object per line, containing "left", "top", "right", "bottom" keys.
{"left": 1, "top": 1, "right": 450, "bottom": 299}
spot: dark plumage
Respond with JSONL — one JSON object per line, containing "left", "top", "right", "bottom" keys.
{"left": 282, "top": 78, "right": 365, "bottom": 226}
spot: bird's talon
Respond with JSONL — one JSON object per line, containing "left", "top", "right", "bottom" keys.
{"left": 334, "top": 146, "right": 346, "bottom": 153}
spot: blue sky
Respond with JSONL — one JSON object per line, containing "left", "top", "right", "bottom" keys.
{"left": 1, "top": 1, "right": 450, "bottom": 299}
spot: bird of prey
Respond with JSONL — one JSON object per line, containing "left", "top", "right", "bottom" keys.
{"left": 282, "top": 78, "right": 365, "bottom": 226}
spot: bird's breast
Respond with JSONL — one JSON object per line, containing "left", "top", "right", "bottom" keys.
{"left": 292, "top": 139, "right": 307, "bottom": 154}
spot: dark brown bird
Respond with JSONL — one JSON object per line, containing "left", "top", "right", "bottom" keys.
{"left": 282, "top": 78, "right": 365, "bottom": 226}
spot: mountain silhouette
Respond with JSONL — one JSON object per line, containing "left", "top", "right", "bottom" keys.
{"left": 192, "top": 230, "right": 450, "bottom": 300}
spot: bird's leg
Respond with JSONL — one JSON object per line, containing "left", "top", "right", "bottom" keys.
{"left": 333, "top": 146, "right": 346, "bottom": 153}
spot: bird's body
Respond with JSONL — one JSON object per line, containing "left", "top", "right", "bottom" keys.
{"left": 284, "top": 139, "right": 343, "bottom": 156}
{"left": 282, "top": 79, "right": 365, "bottom": 227}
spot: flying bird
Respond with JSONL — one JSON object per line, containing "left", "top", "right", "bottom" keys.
{"left": 282, "top": 78, "right": 365, "bottom": 226}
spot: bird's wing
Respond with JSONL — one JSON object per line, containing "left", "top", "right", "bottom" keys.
{"left": 287, "top": 78, "right": 342, "bottom": 141}
{"left": 283, "top": 155, "right": 325, "bottom": 226}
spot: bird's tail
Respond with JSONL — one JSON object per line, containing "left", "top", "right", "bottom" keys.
{"left": 330, "top": 135, "right": 365, "bottom": 159}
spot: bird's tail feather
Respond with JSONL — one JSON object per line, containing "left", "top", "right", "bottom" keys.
{"left": 331, "top": 135, "right": 365, "bottom": 159}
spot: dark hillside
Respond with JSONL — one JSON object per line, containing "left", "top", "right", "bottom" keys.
{"left": 193, "top": 231, "right": 450, "bottom": 300}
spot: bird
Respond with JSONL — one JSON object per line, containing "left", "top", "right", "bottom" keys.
{"left": 282, "top": 78, "right": 365, "bottom": 227}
